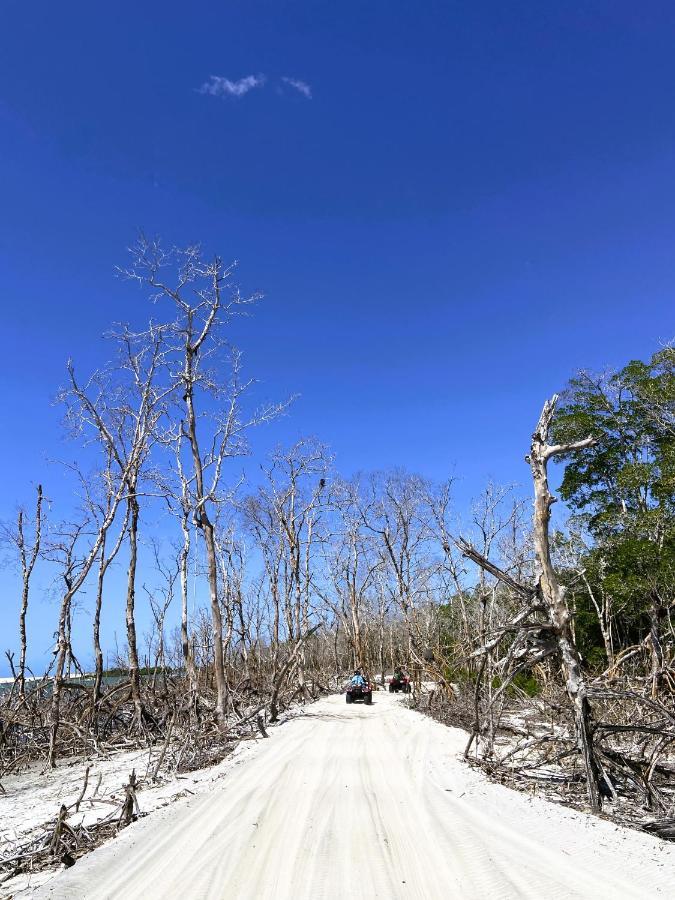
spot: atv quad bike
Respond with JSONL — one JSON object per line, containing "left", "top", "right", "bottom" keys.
{"left": 346, "top": 681, "right": 373, "bottom": 705}
{"left": 389, "top": 674, "right": 411, "bottom": 694}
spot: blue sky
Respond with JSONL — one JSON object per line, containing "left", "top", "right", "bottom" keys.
{"left": 1, "top": 1, "right": 674, "bottom": 672}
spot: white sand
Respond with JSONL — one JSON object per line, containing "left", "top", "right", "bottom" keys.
{"left": 31, "top": 692, "right": 674, "bottom": 900}
{"left": 1, "top": 737, "right": 264, "bottom": 897}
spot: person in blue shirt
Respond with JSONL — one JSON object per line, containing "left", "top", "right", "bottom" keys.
{"left": 351, "top": 669, "right": 366, "bottom": 688}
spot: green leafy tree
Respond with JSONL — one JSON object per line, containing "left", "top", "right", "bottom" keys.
{"left": 553, "top": 346, "right": 675, "bottom": 691}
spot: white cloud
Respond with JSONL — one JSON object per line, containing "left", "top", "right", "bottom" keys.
{"left": 281, "top": 76, "right": 312, "bottom": 99}
{"left": 196, "top": 74, "right": 313, "bottom": 101}
{"left": 197, "top": 74, "right": 266, "bottom": 98}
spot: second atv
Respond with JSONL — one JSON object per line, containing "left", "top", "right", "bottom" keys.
{"left": 389, "top": 673, "right": 411, "bottom": 694}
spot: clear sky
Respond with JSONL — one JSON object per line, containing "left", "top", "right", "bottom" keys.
{"left": 1, "top": 2, "right": 674, "bottom": 671}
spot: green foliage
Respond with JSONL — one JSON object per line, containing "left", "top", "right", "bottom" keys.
{"left": 442, "top": 665, "right": 541, "bottom": 697}
{"left": 553, "top": 346, "right": 675, "bottom": 665}
{"left": 553, "top": 347, "right": 674, "bottom": 532}
{"left": 443, "top": 665, "right": 477, "bottom": 687}
{"left": 510, "top": 671, "right": 541, "bottom": 697}
{"left": 102, "top": 666, "right": 177, "bottom": 678}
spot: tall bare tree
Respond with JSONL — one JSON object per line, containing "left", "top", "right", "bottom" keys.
{"left": 123, "top": 238, "right": 287, "bottom": 729}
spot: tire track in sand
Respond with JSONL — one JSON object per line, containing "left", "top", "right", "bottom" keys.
{"left": 35, "top": 693, "right": 674, "bottom": 900}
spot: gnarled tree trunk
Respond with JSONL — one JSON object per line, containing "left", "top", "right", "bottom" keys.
{"left": 528, "top": 395, "right": 601, "bottom": 811}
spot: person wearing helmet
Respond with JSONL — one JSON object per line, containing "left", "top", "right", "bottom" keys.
{"left": 351, "top": 668, "right": 366, "bottom": 688}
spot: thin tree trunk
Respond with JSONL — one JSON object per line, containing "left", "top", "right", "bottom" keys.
{"left": 48, "top": 585, "right": 73, "bottom": 768}
{"left": 202, "top": 516, "right": 227, "bottom": 728}
{"left": 91, "top": 503, "right": 128, "bottom": 729}
{"left": 92, "top": 538, "right": 106, "bottom": 719}
{"left": 125, "top": 492, "right": 143, "bottom": 727}
{"left": 378, "top": 615, "right": 385, "bottom": 687}
{"left": 182, "top": 332, "right": 227, "bottom": 730}
{"left": 649, "top": 591, "right": 664, "bottom": 699}
{"left": 179, "top": 511, "right": 198, "bottom": 705}
{"left": 17, "top": 484, "right": 43, "bottom": 705}
{"left": 271, "top": 577, "right": 280, "bottom": 677}
{"left": 292, "top": 538, "right": 310, "bottom": 700}
{"left": 579, "top": 569, "right": 614, "bottom": 669}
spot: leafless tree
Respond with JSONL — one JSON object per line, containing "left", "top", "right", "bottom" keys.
{"left": 142, "top": 538, "right": 180, "bottom": 694}
{"left": 45, "top": 516, "right": 96, "bottom": 767}
{"left": 320, "top": 478, "right": 380, "bottom": 673}
{"left": 2, "top": 484, "right": 44, "bottom": 705}
{"left": 358, "top": 471, "right": 440, "bottom": 681}
{"left": 61, "top": 323, "right": 171, "bottom": 729}
{"left": 243, "top": 439, "right": 330, "bottom": 708}
{"left": 122, "top": 238, "right": 288, "bottom": 730}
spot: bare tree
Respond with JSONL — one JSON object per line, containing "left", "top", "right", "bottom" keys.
{"left": 62, "top": 323, "right": 170, "bottom": 729}
{"left": 358, "top": 471, "right": 439, "bottom": 680}
{"left": 45, "top": 516, "right": 99, "bottom": 767}
{"left": 3, "top": 484, "right": 44, "bottom": 705}
{"left": 122, "top": 238, "right": 288, "bottom": 730}
{"left": 321, "top": 478, "right": 380, "bottom": 673}
{"left": 554, "top": 528, "right": 617, "bottom": 670}
{"left": 142, "top": 538, "right": 179, "bottom": 694}
{"left": 244, "top": 439, "right": 330, "bottom": 705}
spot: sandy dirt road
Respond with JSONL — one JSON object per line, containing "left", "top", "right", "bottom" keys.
{"left": 35, "top": 692, "right": 673, "bottom": 900}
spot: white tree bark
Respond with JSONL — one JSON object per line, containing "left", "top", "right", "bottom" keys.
{"left": 528, "top": 395, "right": 601, "bottom": 810}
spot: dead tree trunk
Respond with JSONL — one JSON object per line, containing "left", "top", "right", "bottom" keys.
{"left": 17, "top": 484, "right": 43, "bottom": 705}
{"left": 179, "top": 506, "right": 199, "bottom": 704}
{"left": 92, "top": 536, "right": 107, "bottom": 712}
{"left": 125, "top": 490, "right": 144, "bottom": 728}
{"left": 49, "top": 588, "right": 73, "bottom": 768}
{"left": 648, "top": 590, "right": 664, "bottom": 699}
{"left": 48, "top": 522, "right": 90, "bottom": 769}
{"left": 91, "top": 476, "right": 129, "bottom": 728}
{"left": 183, "top": 352, "right": 228, "bottom": 729}
{"left": 528, "top": 395, "right": 601, "bottom": 811}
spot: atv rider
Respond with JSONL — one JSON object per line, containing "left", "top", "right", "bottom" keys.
{"left": 351, "top": 669, "right": 366, "bottom": 688}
